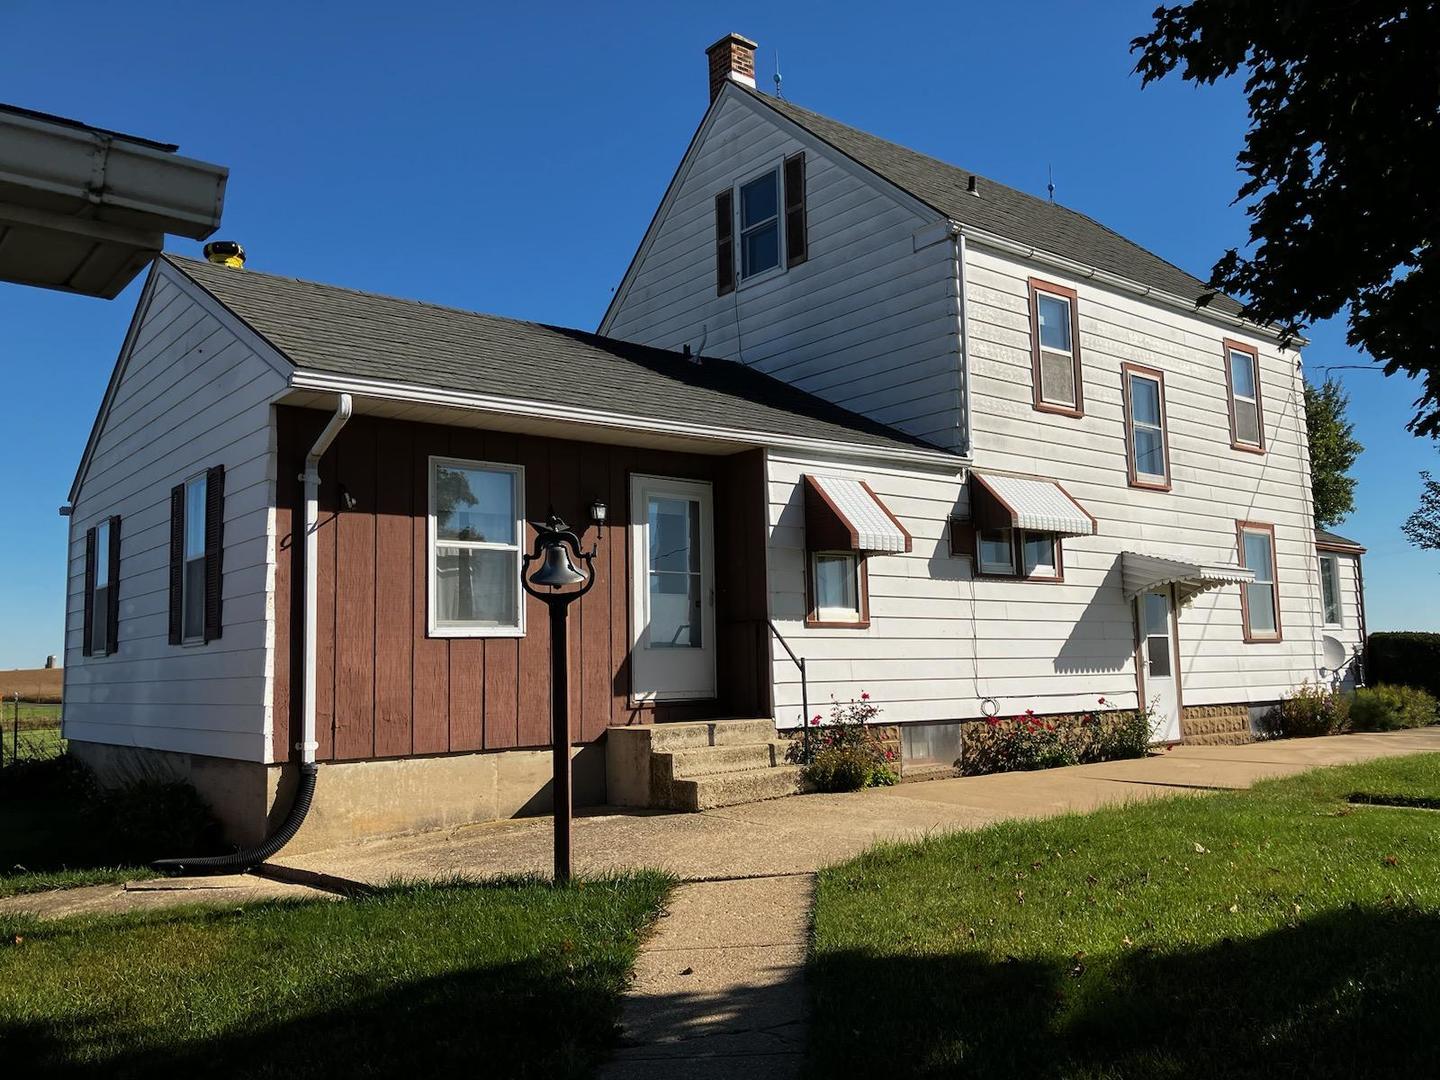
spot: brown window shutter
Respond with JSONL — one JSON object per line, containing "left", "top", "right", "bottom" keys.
{"left": 784, "top": 152, "right": 807, "bottom": 268}
{"left": 203, "top": 464, "right": 225, "bottom": 643}
{"left": 715, "top": 189, "right": 735, "bottom": 296}
{"left": 168, "top": 484, "right": 184, "bottom": 645}
{"left": 82, "top": 527, "right": 96, "bottom": 658}
{"left": 106, "top": 515, "right": 122, "bottom": 656}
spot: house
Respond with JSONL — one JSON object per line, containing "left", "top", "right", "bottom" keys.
{"left": 61, "top": 35, "right": 1360, "bottom": 849}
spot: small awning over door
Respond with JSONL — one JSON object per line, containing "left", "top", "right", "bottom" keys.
{"left": 970, "top": 472, "right": 1096, "bottom": 536}
{"left": 804, "top": 475, "right": 912, "bottom": 553}
{"left": 1122, "top": 551, "right": 1254, "bottom": 606}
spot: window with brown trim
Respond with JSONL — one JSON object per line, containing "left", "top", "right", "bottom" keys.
{"left": 950, "top": 519, "right": 1064, "bottom": 582}
{"left": 1122, "top": 363, "right": 1171, "bottom": 491}
{"left": 1223, "top": 339, "right": 1265, "bottom": 452}
{"left": 1237, "top": 520, "right": 1281, "bottom": 642}
{"left": 806, "top": 550, "right": 869, "bottom": 628}
{"left": 1029, "top": 278, "right": 1083, "bottom": 416}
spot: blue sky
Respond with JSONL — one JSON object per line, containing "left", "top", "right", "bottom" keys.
{"left": 0, "top": 1, "right": 1435, "bottom": 668}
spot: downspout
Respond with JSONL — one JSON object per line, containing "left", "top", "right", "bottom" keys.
{"left": 950, "top": 225, "right": 974, "bottom": 457}
{"left": 155, "top": 394, "right": 353, "bottom": 872}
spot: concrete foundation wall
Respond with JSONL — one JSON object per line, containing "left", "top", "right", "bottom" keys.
{"left": 70, "top": 740, "right": 606, "bottom": 854}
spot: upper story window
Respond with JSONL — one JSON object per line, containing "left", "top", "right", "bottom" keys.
{"left": 1123, "top": 363, "right": 1170, "bottom": 490}
{"left": 1029, "top": 279, "right": 1083, "bottom": 415}
{"left": 429, "top": 457, "right": 525, "bottom": 637}
{"left": 740, "top": 170, "right": 780, "bottom": 278}
{"left": 1224, "top": 339, "right": 1265, "bottom": 452}
{"left": 1238, "top": 521, "right": 1281, "bottom": 642}
{"left": 715, "top": 153, "right": 808, "bottom": 296}
{"left": 169, "top": 465, "right": 225, "bottom": 646}
{"left": 1319, "top": 552, "right": 1342, "bottom": 627}
{"left": 83, "top": 516, "right": 121, "bottom": 657}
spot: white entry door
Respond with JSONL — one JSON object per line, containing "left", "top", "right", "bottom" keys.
{"left": 1138, "top": 586, "right": 1182, "bottom": 743}
{"left": 630, "top": 475, "right": 717, "bottom": 702}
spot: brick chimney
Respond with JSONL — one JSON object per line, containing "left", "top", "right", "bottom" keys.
{"left": 706, "top": 33, "right": 757, "bottom": 102}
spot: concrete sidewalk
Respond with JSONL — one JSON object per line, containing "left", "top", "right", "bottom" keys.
{"left": 268, "top": 728, "right": 1440, "bottom": 886}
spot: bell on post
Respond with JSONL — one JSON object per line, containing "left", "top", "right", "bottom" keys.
{"left": 530, "top": 541, "right": 587, "bottom": 589}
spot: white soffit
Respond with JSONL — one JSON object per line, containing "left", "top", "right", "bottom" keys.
{"left": 973, "top": 472, "right": 1096, "bottom": 537}
{"left": 1122, "top": 551, "right": 1254, "bottom": 606}
{"left": 808, "top": 475, "right": 911, "bottom": 553}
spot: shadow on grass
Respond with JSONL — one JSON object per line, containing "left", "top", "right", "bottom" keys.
{"left": 3, "top": 954, "right": 624, "bottom": 1080}
{"left": 807, "top": 907, "right": 1440, "bottom": 1078}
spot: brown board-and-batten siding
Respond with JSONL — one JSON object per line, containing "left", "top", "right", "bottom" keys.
{"left": 272, "top": 406, "right": 769, "bottom": 764}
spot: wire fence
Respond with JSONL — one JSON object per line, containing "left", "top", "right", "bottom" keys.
{"left": 0, "top": 695, "right": 65, "bottom": 770}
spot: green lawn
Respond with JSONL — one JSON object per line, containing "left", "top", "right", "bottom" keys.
{"left": 808, "top": 754, "right": 1440, "bottom": 1079}
{"left": 0, "top": 873, "right": 671, "bottom": 1079}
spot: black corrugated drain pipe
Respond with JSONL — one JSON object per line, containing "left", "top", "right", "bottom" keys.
{"left": 152, "top": 763, "right": 317, "bottom": 873}
{"left": 153, "top": 394, "right": 352, "bottom": 874}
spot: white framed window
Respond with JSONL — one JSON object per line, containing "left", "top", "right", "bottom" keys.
{"left": 1124, "top": 365, "right": 1169, "bottom": 488}
{"left": 1021, "top": 532, "right": 1059, "bottom": 579}
{"left": 1225, "top": 341, "right": 1265, "bottom": 450}
{"left": 1238, "top": 522, "right": 1280, "bottom": 641}
{"left": 182, "top": 472, "right": 208, "bottom": 643}
{"left": 428, "top": 457, "right": 525, "bottom": 637}
{"left": 978, "top": 528, "right": 1015, "bottom": 575}
{"left": 738, "top": 166, "right": 782, "bottom": 280}
{"left": 809, "top": 551, "right": 864, "bottom": 624}
{"left": 91, "top": 518, "right": 111, "bottom": 655}
{"left": 1319, "top": 553, "right": 1342, "bottom": 627}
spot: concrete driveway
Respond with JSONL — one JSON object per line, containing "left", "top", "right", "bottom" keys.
{"left": 270, "top": 728, "right": 1440, "bottom": 886}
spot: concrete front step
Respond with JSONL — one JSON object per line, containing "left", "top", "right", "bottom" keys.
{"left": 653, "top": 740, "right": 792, "bottom": 783}
{"left": 644, "top": 718, "right": 779, "bottom": 753}
{"left": 666, "top": 764, "right": 810, "bottom": 812}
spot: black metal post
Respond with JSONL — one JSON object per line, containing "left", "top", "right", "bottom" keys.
{"left": 548, "top": 598, "right": 573, "bottom": 884}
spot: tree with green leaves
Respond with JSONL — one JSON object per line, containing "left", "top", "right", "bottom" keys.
{"left": 1132, "top": 3, "right": 1440, "bottom": 436}
{"left": 1402, "top": 472, "right": 1440, "bottom": 551}
{"left": 1304, "top": 377, "right": 1363, "bottom": 527}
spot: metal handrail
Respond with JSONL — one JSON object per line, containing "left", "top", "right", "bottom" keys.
{"left": 767, "top": 619, "right": 812, "bottom": 763}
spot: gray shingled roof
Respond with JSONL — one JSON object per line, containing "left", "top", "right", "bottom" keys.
{"left": 167, "top": 256, "right": 941, "bottom": 456}
{"left": 1316, "top": 528, "right": 1365, "bottom": 551}
{"left": 746, "top": 89, "right": 1244, "bottom": 318}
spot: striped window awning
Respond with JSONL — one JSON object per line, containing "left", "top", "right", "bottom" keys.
{"left": 1122, "top": 551, "right": 1254, "bottom": 606}
{"left": 804, "top": 475, "right": 912, "bottom": 554}
{"left": 970, "top": 472, "right": 1097, "bottom": 537}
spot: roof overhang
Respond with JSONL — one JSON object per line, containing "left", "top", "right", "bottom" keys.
{"left": 804, "top": 474, "right": 912, "bottom": 553}
{"left": 284, "top": 370, "right": 968, "bottom": 471}
{"left": 1316, "top": 537, "right": 1366, "bottom": 556}
{"left": 971, "top": 471, "right": 1097, "bottom": 537}
{"left": 1121, "top": 551, "right": 1254, "bottom": 606}
{"left": 0, "top": 104, "right": 227, "bottom": 298}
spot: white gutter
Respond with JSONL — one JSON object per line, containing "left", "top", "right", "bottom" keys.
{"left": 287, "top": 370, "right": 967, "bottom": 471}
{"left": 300, "top": 394, "right": 352, "bottom": 764}
{"left": 950, "top": 221, "right": 1307, "bottom": 348}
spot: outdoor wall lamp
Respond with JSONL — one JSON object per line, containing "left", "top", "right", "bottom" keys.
{"left": 589, "top": 498, "right": 608, "bottom": 539}
{"left": 520, "top": 514, "right": 598, "bottom": 884}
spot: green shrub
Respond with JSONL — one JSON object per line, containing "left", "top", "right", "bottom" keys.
{"left": 89, "top": 778, "right": 222, "bottom": 864}
{"left": 804, "top": 747, "right": 874, "bottom": 792}
{"left": 1269, "top": 682, "right": 1350, "bottom": 737}
{"left": 791, "top": 694, "right": 899, "bottom": 791}
{"left": 1367, "top": 632, "right": 1440, "bottom": 698}
{"left": 962, "top": 699, "right": 1159, "bottom": 776}
{"left": 1349, "top": 683, "right": 1439, "bottom": 731}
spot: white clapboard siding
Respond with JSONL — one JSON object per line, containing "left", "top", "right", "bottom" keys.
{"left": 64, "top": 262, "right": 286, "bottom": 763}
{"left": 603, "top": 91, "right": 963, "bottom": 450}
{"left": 962, "top": 244, "right": 1327, "bottom": 713}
